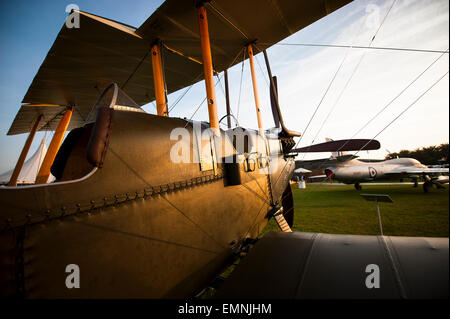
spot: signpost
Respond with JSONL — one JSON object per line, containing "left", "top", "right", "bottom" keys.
{"left": 360, "top": 194, "right": 393, "bottom": 236}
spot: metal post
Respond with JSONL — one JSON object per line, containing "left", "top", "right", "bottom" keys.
{"left": 151, "top": 43, "right": 168, "bottom": 116}
{"left": 35, "top": 108, "right": 73, "bottom": 184}
{"left": 197, "top": 5, "right": 220, "bottom": 136}
{"left": 8, "top": 115, "right": 42, "bottom": 186}
{"left": 224, "top": 69, "right": 231, "bottom": 129}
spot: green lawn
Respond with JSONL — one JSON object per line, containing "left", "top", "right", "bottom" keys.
{"left": 261, "top": 183, "right": 449, "bottom": 237}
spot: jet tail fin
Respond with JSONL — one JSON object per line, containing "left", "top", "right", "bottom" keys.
{"left": 325, "top": 138, "right": 347, "bottom": 158}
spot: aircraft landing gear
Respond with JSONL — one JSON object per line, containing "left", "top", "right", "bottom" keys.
{"left": 423, "top": 179, "right": 445, "bottom": 192}
{"left": 413, "top": 178, "right": 418, "bottom": 188}
{"left": 354, "top": 182, "right": 362, "bottom": 190}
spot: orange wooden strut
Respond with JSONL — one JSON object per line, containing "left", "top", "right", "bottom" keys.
{"left": 151, "top": 43, "right": 168, "bottom": 116}
{"left": 197, "top": 5, "right": 220, "bottom": 135}
{"left": 35, "top": 108, "right": 73, "bottom": 184}
{"left": 247, "top": 44, "right": 263, "bottom": 135}
{"left": 8, "top": 115, "right": 42, "bottom": 186}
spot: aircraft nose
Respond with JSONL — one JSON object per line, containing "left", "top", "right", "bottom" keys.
{"left": 325, "top": 168, "right": 334, "bottom": 179}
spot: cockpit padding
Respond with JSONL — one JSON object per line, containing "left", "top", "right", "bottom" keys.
{"left": 50, "top": 124, "right": 95, "bottom": 181}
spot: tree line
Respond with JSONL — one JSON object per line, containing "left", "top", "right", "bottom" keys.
{"left": 385, "top": 143, "right": 449, "bottom": 165}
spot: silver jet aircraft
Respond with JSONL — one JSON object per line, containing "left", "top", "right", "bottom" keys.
{"left": 292, "top": 139, "right": 449, "bottom": 191}
{"left": 324, "top": 157, "right": 449, "bottom": 191}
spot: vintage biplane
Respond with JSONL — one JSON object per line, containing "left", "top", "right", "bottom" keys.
{"left": 0, "top": 0, "right": 447, "bottom": 299}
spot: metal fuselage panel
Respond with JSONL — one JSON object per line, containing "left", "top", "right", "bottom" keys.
{"left": 0, "top": 110, "right": 294, "bottom": 298}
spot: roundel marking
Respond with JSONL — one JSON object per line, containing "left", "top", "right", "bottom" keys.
{"left": 369, "top": 167, "right": 377, "bottom": 178}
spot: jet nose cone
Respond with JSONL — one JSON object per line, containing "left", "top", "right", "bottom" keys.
{"left": 325, "top": 168, "right": 334, "bottom": 179}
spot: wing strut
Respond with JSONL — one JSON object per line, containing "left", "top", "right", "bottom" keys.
{"left": 248, "top": 45, "right": 264, "bottom": 135}
{"left": 198, "top": 5, "right": 220, "bottom": 135}
{"left": 35, "top": 108, "right": 73, "bottom": 184}
{"left": 224, "top": 69, "right": 232, "bottom": 129}
{"left": 151, "top": 43, "right": 169, "bottom": 116}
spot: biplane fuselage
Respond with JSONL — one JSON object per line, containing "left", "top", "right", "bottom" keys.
{"left": 0, "top": 96, "right": 294, "bottom": 297}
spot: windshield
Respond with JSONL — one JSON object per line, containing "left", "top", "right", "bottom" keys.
{"left": 84, "top": 83, "right": 143, "bottom": 124}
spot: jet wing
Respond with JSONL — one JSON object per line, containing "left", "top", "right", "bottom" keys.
{"left": 215, "top": 231, "right": 448, "bottom": 298}
{"left": 307, "top": 174, "right": 327, "bottom": 179}
{"left": 296, "top": 155, "right": 356, "bottom": 171}
{"left": 385, "top": 166, "right": 450, "bottom": 177}
{"left": 9, "top": 0, "right": 353, "bottom": 134}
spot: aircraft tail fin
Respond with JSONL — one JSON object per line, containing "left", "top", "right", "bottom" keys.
{"left": 325, "top": 138, "right": 347, "bottom": 158}
{"left": 325, "top": 137, "right": 347, "bottom": 158}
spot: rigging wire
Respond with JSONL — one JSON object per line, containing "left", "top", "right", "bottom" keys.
{"left": 221, "top": 47, "right": 246, "bottom": 120}
{"left": 371, "top": 0, "right": 397, "bottom": 41}
{"left": 107, "top": 147, "right": 227, "bottom": 250}
{"left": 183, "top": 47, "right": 244, "bottom": 126}
{"left": 215, "top": 72, "right": 227, "bottom": 102}
{"left": 168, "top": 83, "right": 195, "bottom": 113}
{"left": 350, "top": 50, "right": 448, "bottom": 139}
{"left": 215, "top": 72, "right": 238, "bottom": 123}
{"left": 237, "top": 48, "right": 246, "bottom": 122}
{"left": 168, "top": 73, "right": 206, "bottom": 114}
{"left": 268, "top": 43, "right": 448, "bottom": 55}
{"left": 271, "top": 0, "right": 378, "bottom": 190}
{"left": 215, "top": 72, "right": 235, "bottom": 128}
{"left": 293, "top": 0, "right": 371, "bottom": 149}
{"left": 352, "top": 70, "right": 449, "bottom": 158}
{"left": 182, "top": 74, "right": 224, "bottom": 127}
{"left": 301, "top": 47, "right": 449, "bottom": 171}
{"left": 168, "top": 47, "right": 244, "bottom": 123}
{"left": 255, "top": 54, "right": 269, "bottom": 88}
{"left": 40, "top": 108, "right": 69, "bottom": 131}
{"left": 302, "top": 0, "right": 396, "bottom": 158}
{"left": 322, "top": 48, "right": 448, "bottom": 159}
{"left": 121, "top": 50, "right": 150, "bottom": 90}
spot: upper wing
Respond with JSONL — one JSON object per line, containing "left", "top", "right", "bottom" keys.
{"left": 9, "top": 0, "right": 353, "bottom": 135}
{"left": 8, "top": 10, "right": 203, "bottom": 135}
{"left": 137, "top": 0, "right": 353, "bottom": 74}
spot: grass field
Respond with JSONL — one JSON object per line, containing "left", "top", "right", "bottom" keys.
{"left": 261, "top": 183, "right": 449, "bottom": 237}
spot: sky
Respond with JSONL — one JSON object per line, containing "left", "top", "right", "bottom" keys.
{"left": 0, "top": 0, "right": 448, "bottom": 173}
